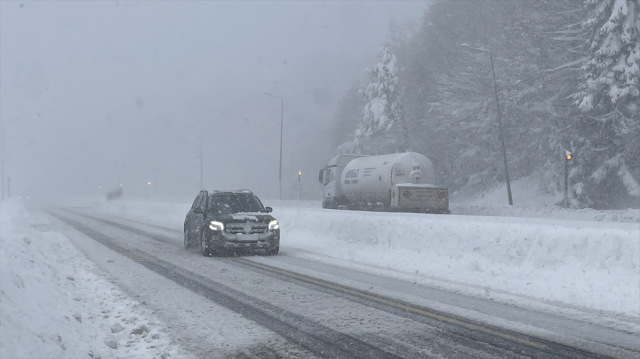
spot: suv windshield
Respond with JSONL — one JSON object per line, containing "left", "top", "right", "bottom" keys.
{"left": 208, "top": 194, "right": 265, "bottom": 214}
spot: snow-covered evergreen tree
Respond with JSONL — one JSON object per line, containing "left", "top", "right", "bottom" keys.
{"left": 350, "top": 48, "right": 409, "bottom": 155}
{"left": 576, "top": 0, "right": 640, "bottom": 111}
{"left": 327, "top": 0, "right": 638, "bottom": 208}
{"left": 569, "top": 0, "right": 640, "bottom": 207}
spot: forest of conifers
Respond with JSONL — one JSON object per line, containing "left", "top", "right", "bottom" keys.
{"left": 331, "top": 0, "right": 639, "bottom": 209}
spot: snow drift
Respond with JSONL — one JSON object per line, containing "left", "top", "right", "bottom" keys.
{"left": 0, "top": 200, "right": 191, "bottom": 359}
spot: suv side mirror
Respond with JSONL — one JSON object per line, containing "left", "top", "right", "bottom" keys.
{"left": 265, "top": 206, "right": 273, "bottom": 213}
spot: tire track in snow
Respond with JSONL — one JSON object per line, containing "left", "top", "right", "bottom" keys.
{"left": 50, "top": 211, "right": 404, "bottom": 359}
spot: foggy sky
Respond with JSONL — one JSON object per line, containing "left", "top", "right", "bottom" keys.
{"left": 0, "top": 1, "right": 426, "bottom": 201}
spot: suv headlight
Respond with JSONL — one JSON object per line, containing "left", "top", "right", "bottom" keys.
{"left": 268, "top": 220, "right": 279, "bottom": 231}
{"left": 209, "top": 221, "right": 224, "bottom": 231}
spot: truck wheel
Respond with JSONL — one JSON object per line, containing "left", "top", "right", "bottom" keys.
{"left": 199, "top": 232, "right": 210, "bottom": 257}
{"left": 322, "top": 199, "right": 337, "bottom": 209}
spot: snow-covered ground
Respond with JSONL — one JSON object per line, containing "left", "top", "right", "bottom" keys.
{"left": 1, "top": 176, "right": 638, "bottom": 358}
{"left": 0, "top": 199, "right": 192, "bottom": 359}
{"left": 96, "top": 197, "right": 640, "bottom": 318}
{"left": 92, "top": 176, "right": 639, "bottom": 319}
{"left": 450, "top": 176, "right": 640, "bottom": 223}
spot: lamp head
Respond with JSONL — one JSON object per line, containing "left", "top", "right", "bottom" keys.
{"left": 565, "top": 150, "right": 572, "bottom": 161}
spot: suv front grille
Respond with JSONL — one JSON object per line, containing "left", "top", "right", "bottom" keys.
{"left": 225, "top": 223, "right": 268, "bottom": 234}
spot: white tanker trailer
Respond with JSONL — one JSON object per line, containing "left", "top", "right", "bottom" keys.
{"left": 318, "top": 152, "right": 449, "bottom": 213}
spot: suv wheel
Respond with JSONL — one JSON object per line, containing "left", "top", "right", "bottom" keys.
{"left": 200, "top": 231, "right": 210, "bottom": 257}
{"left": 184, "top": 229, "right": 190, "bottom": 249}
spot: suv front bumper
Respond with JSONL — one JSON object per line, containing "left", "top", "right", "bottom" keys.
{"left": 206, "top": 230, "right": 280, "bottom": 251}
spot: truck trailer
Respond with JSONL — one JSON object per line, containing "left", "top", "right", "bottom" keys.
{"left": 318, "top": 152, "right": 450, "bottom": 214}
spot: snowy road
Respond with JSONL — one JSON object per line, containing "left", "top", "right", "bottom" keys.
{"left": 44, "top": 207, "right": 638, "bottom": 359}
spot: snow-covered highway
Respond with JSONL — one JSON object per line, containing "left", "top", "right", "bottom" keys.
{"left": 52, "top": 203, "right": 640, "bottom": 358}
{"left": 2, "top": 198, "right": 639, "bottom": 358}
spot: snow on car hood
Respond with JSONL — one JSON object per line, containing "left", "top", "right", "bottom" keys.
{"left": 228, "top": 212, "right": 271, "bottom": 222}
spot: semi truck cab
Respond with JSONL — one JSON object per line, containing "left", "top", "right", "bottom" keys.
{"left": 318, "top": 154, "right": 365, "bottom": 209}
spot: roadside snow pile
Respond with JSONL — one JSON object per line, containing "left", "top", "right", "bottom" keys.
{"left": 262, "top": 200, "right": 322, "bottom": 209}
{"left": 451, "top": 175, "right": 640, "bottom": 223}
{"left": 277, "top": 207, "right": 640, "bottom": 316}
{"left": 0, "top": 200, "right": 191, "bottom": 359}
{"left": 451, "top": 203, "right": 640, "bottom": 223}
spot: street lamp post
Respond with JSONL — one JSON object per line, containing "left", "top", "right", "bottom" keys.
{"left": 461, "top": 44, "right": 513, "bottom": 205}
{"left": 564, "top": 151, "right": 572, "bottom": 207}
{"left": 264, "top": 92, "right": 284, "bottom": 200}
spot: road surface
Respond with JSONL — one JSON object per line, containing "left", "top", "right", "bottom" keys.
{"left": 45, "top": 208, "right": 639, "bottom": 359}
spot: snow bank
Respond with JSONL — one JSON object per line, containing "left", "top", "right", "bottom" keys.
{"left": 0, "top": 199, "right": 192, "bottom": 359}
{"left": 98, "top": 199, "right": 640, "bottom": 317}
{"left": 451, "top": 203, "right": 640, "bottom": 223}
{"left": 451, "top": 175, "right": 640, "bottom": 223}
{"left": 278, "top": 208, "right": 639, "bottom": 316}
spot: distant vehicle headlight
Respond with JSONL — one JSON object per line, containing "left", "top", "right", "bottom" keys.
{"left": 209, "top": 221, "right": 224, "bottom": 231}
{"left": 268, "top": 220, "right": 279, "bottom": 231}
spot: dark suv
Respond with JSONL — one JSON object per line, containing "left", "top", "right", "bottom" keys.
{"left": 184, "top": 189, "right": 280, "bottom": 256}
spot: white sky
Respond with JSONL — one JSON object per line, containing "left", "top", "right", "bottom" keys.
{"left": 0, "top": 0, "right": 427, "bottom": 200}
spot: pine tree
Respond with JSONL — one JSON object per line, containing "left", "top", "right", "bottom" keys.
{"left": 568, "top": 0, "right": 640, "bottom": 208}
{"left": 576, "top": 0, "right": 640, "bottom": 111}
{"left": 351, "top": 48, "right": 409, "bottom": 155}
{"left": 327, "top": 0, "right": 639, "bottom": 208}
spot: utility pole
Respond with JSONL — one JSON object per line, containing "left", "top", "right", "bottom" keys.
{"left": 264, "top": 92, "right": 284, "bottom": 200}
{"left": 1, "top": 124, "right": 4, "bottom": 201}
{"left": 200, "top": 130, "right": 203, "bottom": 190}
{"left": 461, "top": 43, "right": 513, "bottom": 205}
